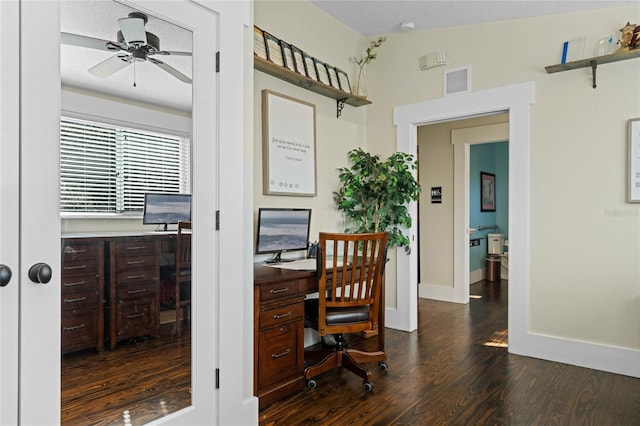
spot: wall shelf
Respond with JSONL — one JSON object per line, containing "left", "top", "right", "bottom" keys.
{"left": 254, "top": 56, "right": 371, "bottom": 117}
{"left": 545, "top": 49, "right": 640, "bottom": 88}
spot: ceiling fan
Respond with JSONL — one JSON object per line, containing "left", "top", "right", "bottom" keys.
{"left": 62, "top": 12, "right": 192, "bottom": 84}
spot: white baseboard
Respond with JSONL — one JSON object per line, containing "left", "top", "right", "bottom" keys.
{"left": 510, "top": 332, "right": 640, "bottom": 378}
{"left": 469, "top": 268, "right": 483, "bottom": 284}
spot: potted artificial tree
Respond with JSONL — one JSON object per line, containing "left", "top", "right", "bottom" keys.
{"left": 333, "top": 148, "right": 421, "bottom": 248}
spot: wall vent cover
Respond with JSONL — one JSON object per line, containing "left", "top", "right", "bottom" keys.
{"left": 444, "top": 66, "right": 471, "bottom": 95}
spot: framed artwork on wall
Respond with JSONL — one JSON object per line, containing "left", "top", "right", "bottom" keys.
{"left": 262, "top": 90, "right": 317, "bottom": 196}
{"left": 480, "top": 171, "right": 496, "bottom": 212}
{"left": 629, "top": 118, "right": 640, "bottom": 202}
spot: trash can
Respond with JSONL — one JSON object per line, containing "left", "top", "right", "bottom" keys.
{"left": 486, "top": 256, "right": 501, "bottom": 282}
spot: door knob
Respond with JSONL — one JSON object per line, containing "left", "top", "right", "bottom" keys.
{"left": 28, "top": 263, "right": 52, "bottom": 284}
{"left": 0, "top": 264, "right": 12, "bottom": 287}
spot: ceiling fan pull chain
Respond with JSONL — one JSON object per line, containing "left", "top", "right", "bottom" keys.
{"left": 133, "top": 59, "right": 137, "bottom": 87}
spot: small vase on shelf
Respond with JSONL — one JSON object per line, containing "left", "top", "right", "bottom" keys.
{"left": 354, "top": 66, "right": 367, "bottom": 98}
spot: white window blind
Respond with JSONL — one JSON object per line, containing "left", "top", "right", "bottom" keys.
{"left": 60, "top": 118, "right": 190, "bottom": 214}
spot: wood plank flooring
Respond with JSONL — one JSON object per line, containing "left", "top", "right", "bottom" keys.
{"left": 260, "top": 280, "right": 640, "bottom": 425}
{"left": 61, "top": 280, "right": 640, "bottom": 425}
{"left": 61, "top": 322, "right": 191, "bottom": 425}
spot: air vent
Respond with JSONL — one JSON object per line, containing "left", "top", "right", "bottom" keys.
{"left": 444, "top": 66, "right": 471, "bottom": 95}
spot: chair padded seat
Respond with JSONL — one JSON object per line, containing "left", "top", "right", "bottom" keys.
{"left": 304, "top": 298, "right": 369, "bottom": 329}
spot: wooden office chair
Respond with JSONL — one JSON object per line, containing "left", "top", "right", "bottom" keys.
{"left": 304, "top": 232, "right": 388, "bottom": 391}
{"left": 175, "top": 221, "right": 192, "bottom": 337}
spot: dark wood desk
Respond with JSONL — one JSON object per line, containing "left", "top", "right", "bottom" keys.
{"left": 253, "top": 263, "right": 385, "bottom": 409}
{"left": 62, "top": 232, "right": 177, "bottom": 352}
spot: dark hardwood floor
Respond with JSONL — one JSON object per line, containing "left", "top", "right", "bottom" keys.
{"left": 61, "top": 280, "right": 640, "bottom": 425}
{"left": 61, "top": 319, "right": 191, "bottom": 426}
{"left": 260, "top": 280, "right": 640, "bottom": 425}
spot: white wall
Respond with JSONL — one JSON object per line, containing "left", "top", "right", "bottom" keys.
{"left": 253, "top": 1, "right": 367, "bottom": 261}
{"left": 370, "top": 6, "right": 640, "bottom": 354}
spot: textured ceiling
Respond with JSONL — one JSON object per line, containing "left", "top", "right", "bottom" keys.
{"left": 311, "top": 0, "right": 638, "bottom": 36}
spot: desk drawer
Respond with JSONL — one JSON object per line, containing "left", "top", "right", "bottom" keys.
{"left": 116, "top": 255, "right": 157, "bottom": 272}
{"left": 116, "top": 299, "right": 155, "bottom": 339}
{"left": 62, "top": 289, "right": 99, "bottom": 309}
{"left": 260, "top": 300, "right": 303, "bottom": 330}
{"left": 260, "top": 281, "right": 299, "bottom": 302}
{"left": 116, "top": 268, "right": 157, "bottom": 285}
{"left": 115, "top": 239, "right": 157, "bottom": 257}
{"left": 117, "top": 282, "right": 157, "bottom": 301}
{"left": 258, "top": 322, "right": 303, "bottom": 389}
{"left": 62, "top": 306, "right": 100, "bottom": 353}
{"left": 62, "top": 258, "right": 98, "bottom": 277}
{"left": 62, "top": 241, "right": 99, "bottom": 262}
{"left": 61, "top": 273, "right": 99, "bottom": 293}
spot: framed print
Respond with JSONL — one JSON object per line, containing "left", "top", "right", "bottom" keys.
{"left": 326, "top": 65, "right": 341, "bottom": 89}
{"left": 262, "top": 90, "right": 317, "bottom": 196}
{"left": 314, "top": 59, "right": 331, "bottom": 85}
{"left": 480, "top": 172, "right": 496, "bottom": 212}
{"left": 281, "top": 41, "right": 296, "bottom": 72}
{"left": 628, "top": 118, "right": 640, "bottom": 202}
{"left": 303, "top": 52, "right": 318, "bottom": 81}
{"left": 291, "top": 45, "right": 306, "bottom": 76}
{"left": 253, "top": 26, "right": 267, "bottom": 60}
{"left": 336, "top": 68, "right": 352, "bottom": 93}
{"left": 264, "top": 32, "right": 284, "bottom": 67}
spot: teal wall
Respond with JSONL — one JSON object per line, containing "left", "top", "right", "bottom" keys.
{"left": 470, "top": 142, "right": 509, "bottom": 273}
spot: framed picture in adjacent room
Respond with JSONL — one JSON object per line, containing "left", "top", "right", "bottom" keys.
{"left": 628, "top": 118, "right": 640, "bottom": 202}
{"left": 262, "top": 90, "right": 317, "bottom": 196}
{"left": 480, "top": 171, "right": 496, "bottom": 212}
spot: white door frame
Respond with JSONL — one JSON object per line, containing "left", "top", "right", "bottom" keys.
{"left": 392, "top": 82, "right": 534, "bottom": 358}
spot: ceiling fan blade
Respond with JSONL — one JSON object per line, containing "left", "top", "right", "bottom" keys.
{"left": 61, "top": 32, "right": 121, "bottom": 52}
{"left": 151, "top": 50, "right": 192, "bottom": 57}
{"left": 148, "top": 57, "right": 192, "bottom": 84}
{"left": 88, "top": 54, "right": 131, "bottom": 78}
{"left": 118, "top": 17, "right": 147, "bottom": 46}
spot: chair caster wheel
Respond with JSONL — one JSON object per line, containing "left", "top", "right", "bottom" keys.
{"left": 307, "top": 379, "right": 317, "bottom": 389}
{"left": 378, "top": 361, "right": 388, "bottom": 371}
{"left": 363, "top": 381, "right": 373, "bottom": 392}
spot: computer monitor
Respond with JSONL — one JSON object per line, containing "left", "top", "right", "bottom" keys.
{"left": 255, "top": 208, "right": 311, "bottom": 263}
{"left": 142, "top": 193, "right": 192, "bottom": 231}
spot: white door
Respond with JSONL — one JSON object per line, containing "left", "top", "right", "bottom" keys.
{"left": 1, "top": 1, "right": 220, "bottom": 423}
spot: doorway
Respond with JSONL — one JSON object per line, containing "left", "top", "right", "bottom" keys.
{"left": 393, "top": 82, "right": 534, "bottom": 357}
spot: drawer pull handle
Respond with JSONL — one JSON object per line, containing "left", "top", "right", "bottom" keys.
{"left": 66, "top": 248, "right": 86, "bottom": 254}
{"left": 64, "top": 296, "right": 86, "bottom": 303}
{"left": 269, "top": 287, "right": 289, "bottom": 294}
{"left": 127, "top": 313, "right": 145, "bottom": 319}
{"left": 64, "top": 280, "right": 86, "bottom": 287}
{"left": 127, "top": 274, "right": 146, "bottom": 280}
{"left": 271, "top": 349, "right": 291, "bottom": 359}
{"left": 127, "top": 246, "right": 146, "bottom": 251}
{"left": 127, "top": 260, "right": 146, "bottom": 265}
{"left": 273, "top": 311, "right": 292, "bottom": 319}
{"left": 127, "top": 288, "right": 147, "bottom": 294}
{"left": 63, "top": 324, "right": 86, "bottom": 332}
{"left": 64, "top": 265, "right": 87, "bottom": 271}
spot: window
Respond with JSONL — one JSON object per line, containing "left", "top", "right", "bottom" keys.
{"left": 60, "top": 118, "right": 190, "bottom": 214}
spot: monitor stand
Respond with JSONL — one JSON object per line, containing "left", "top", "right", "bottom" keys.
{"left": 265, "top": 252, "right": 294, "bottom": 264}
